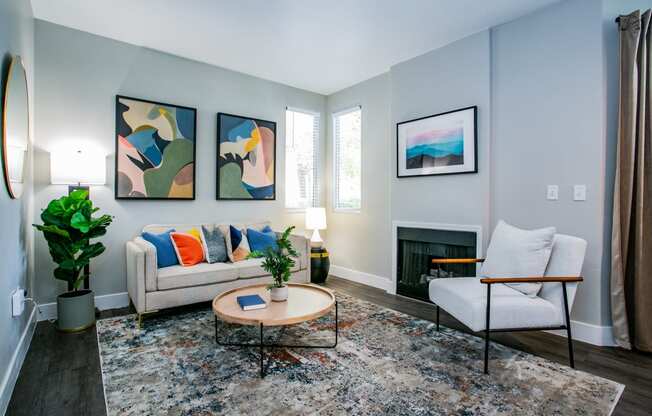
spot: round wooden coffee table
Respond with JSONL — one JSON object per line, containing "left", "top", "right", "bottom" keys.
{"left": 212, "top": 283, "right": 338, "bottom": 377}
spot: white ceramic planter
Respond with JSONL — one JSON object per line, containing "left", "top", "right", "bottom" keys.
{"left": 270, "top": 285, "right": 288, "bottom": 302}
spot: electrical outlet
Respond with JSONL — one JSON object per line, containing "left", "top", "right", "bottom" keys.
{"left": 573, "top": 185, "right": 587, "bottom": 201}
{"left": 12, "top": 288, "right": 25, "bottom": 317}
{"left": 547, "top": 185, "right": 559, "bottom": 200}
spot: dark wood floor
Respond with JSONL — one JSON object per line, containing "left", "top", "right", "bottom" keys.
{"left": 7, "top": 276, "right": 652, "bottom": 415}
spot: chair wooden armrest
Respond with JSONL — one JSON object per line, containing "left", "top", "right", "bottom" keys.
{"left": 480, "top": 276, "right": 583, "bottom": 284}
{"left": 431, "top": 258, "right": 485, "bottom": 264}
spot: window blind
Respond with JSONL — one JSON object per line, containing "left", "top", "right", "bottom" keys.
{"left": 333, "top": 106, "right": 362, "bottom": 211}
{"left": 285, "top": 107, "right": 320, "bottom": 209}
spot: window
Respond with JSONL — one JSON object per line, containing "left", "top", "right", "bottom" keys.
{"left": 285, "top": 108, "right": 320, "bottom": 209}
{"left": 333, "top": 106, "right": 362, "bottom": 211}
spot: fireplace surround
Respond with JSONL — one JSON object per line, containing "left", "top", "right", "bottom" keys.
{"left": 391, "top": 222, "right": 483, "bottom": 300}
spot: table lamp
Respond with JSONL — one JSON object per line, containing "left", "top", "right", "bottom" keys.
{"left": 50, "top": 148, "right": 106, "bottom": 195}
{"left": 305, "top": 207, "right": 327, "bottom": 248}
{"left": 50, "top": 147, "right": 106, "bottom": 291}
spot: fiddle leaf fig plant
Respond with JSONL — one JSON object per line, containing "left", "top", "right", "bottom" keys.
{"left": 33, "top": 190, "right": 113, "bottom": 290}
{"left": 248, "top": 226, "right": 299, "bottom": 289}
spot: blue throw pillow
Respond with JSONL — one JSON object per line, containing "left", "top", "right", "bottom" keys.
{"left": 247, "top": 227, "right": 278, "bottom": 253}
{"left": 142, "top": 229, "right": 178, "bottom": 268}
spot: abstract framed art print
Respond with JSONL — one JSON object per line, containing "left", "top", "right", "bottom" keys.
{"left": 217, "top": 113, "right": 276, "bottom": 200}
{"left": 397, "top": 106, "right": 477, "bottom": 178}
{"left": 115, "top": 95, "right": 197, "bottom": 199}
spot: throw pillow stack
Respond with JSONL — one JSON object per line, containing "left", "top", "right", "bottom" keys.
{"left": 140, "top": 223, "right": 279, "bottom": 268}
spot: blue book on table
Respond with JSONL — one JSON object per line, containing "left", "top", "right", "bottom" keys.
{"left": 237, "top": 294, "right": 267, "bottom": 311}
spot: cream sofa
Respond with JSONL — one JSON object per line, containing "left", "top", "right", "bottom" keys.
{"left": 126, "top": 222, "right": 310, "bottom": 322}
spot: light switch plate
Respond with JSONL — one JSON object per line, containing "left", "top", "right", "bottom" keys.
{"left": 11, "top": 288, "right": 25, "bottom": 317}
{"left": 547, "top": 185, "right": 559, "bottom": 200}
{"left": 573, "top": 185, "right": 587, "bottom": 201}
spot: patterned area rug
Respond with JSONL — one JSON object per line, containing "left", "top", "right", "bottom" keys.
{"left": 97, "top": 292, "right": 624, "bottom": 415}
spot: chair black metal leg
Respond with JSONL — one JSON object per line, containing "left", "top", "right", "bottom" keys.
{"left": 484, "top": 284, "right": 492, "bottom": 375}
{"left": 436, "top": 305, "right": 440, "bottom": 331}
{"left": 562, "top": 282, "right": 575, "bottom": 368}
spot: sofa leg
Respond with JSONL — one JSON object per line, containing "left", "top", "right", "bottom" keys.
{"left": 436, "top": 306, "right": 440, "bottom": 331}
{"left": 136, "top": 310, "right": 159, "bottom": 329}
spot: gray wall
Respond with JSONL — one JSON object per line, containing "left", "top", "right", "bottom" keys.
{"left": 390, "top": 30, "right": 492, "bottom": 248}
{"left": 326, "top": 0, "right": 625, "bottom": 330}
{"left": 0, "top": 0, "right": 34, "bottom": 410}
{"left": 325, "top": 73, "right": 392, "bottom": 278}
{"left": 491, "top": 0, "right": 607, "bottom": 326}
{"left": 33, "top": 21, "right": 326, "bottom": 304}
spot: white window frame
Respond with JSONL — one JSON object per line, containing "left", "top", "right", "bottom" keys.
{"left": 332, "top": 105, "right": 362, "bottom": 213}
{"left": 285, "top": 106, "right": 321, "bottom": 212}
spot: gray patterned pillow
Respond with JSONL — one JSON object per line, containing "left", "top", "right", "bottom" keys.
{"left": 200, "top": 225, "right": 227, "bottom": 263}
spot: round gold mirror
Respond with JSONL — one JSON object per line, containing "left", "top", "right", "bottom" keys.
{"left": 2, "top": 56, "right": 29, "bottom": 199}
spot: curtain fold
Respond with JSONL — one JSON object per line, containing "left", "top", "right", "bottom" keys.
{"left": 611, "top": 9, "right": 652, "bottom": 352}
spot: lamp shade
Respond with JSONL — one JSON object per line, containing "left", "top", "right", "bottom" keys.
{"left": 305, "top": 207, "right": 327, "bottom": 230}
{"left": 50, "top": 148, "right": 106, "bottom": 185}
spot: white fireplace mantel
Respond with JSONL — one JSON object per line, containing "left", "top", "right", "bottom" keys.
{"left": 390, "top": 221, "right": 483, "bottom": 295}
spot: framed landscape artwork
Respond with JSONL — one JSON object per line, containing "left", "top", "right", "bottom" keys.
{"left": 217, "top": 113, "right": 276, "bottom": 200}
{"left": 115, "top": 95, "right": 197, "bottom": 199}
{"left": 396, "top": 106, "right": 477, "bottom": 178}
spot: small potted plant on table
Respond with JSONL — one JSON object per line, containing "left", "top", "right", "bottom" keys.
{"left": 249, "top": 226, "right": 298, "bottom": 302}
{"left": 33, "top": 190, "right": 112, "bottom": 331}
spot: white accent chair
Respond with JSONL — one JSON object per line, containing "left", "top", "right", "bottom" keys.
{"left": 429, "top": 234, "right": 587, "bottom": 374}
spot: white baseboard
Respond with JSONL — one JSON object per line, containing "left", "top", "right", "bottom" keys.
{"left": 330, "top": 265, "right": 392, "bottom": 291}
{"left": 37, "top": 292, "right": 130, "bottom": 321}
{"left": 0, "top": 306, "right": 37, "bottom": 415}
{"left": 546, "top": 320, "right": 616, "bottom": 347}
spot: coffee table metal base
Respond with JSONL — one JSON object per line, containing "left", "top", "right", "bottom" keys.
{"left": 214, "top": 301, "right": 338, "bottom": 378}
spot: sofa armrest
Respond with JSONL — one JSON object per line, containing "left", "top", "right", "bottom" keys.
{"left": 132, "top": 237, "right": 159, "bottom": 292}
{"left": 285, "top": 233, "right": 310, "bottom": 271}
{"left": 126, "top": 241, "right": 146, "bottom": 313}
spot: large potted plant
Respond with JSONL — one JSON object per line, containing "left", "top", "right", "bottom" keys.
{"left": 249, "top": 226, "right": 298, "bottom": 302}
{"left": 33, "top": 189, "right": 112, "bottom": 331}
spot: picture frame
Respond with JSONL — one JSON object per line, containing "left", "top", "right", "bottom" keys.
{"left": 396, "top": 106, "right": 477, "bottom": 178}
{"left": 216, "top": 112, "right": 276, "bottom": 200}
{"left": 115, "top": 95, "right": 197, "bottom": 200}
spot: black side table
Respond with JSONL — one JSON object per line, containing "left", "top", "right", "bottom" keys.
{"left": 310, "top": 247, "right": 330, "bottom": 284}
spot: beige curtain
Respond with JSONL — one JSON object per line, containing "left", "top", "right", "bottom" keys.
{"left": 611, "top": 10, "right": 652, "bottom": 352}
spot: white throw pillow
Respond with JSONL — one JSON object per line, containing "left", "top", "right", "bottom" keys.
{"left": 480, "top": 220, "right": 556, "bottom": 297}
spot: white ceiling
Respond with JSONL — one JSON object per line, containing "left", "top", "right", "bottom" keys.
{"left": 31, "top": 0, "right": 560, "bottom": 95}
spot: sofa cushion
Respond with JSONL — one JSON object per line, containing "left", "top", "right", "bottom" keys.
{"left": 236, "top": 258, "right": 269, "bottom": 279}
{"left": 245, "top": 221, "right": 272, "bottom": 232}
{"left": 217, "top": 223, "right": 242, "bottom": 262}
{"left": 429, "top": 277, "right": 563, "bottom": 332}
{"left": 247, "top": 227, "right": 278, "bottom": 253}
{"left": 143, "top": 224, "right": 203, "bottom": 235}
{"left": 229, "top": 225, "right": 251, "bottom": 262}
{"left": 481, "top": 220, "right": 556, "bottom": 297}
{"left": 170, "top": 232, "right": 205, "bottom": 266}
{"left": 199, "top": 225, "right": 228, "bottom": 263}
{"left": 237, "top": 258, "right": 301, "bottom": 279}
{"left": 157, "top": 262, "right": 238, "bottom": 290}
{"left": 141, "top": 229, "right": 178, "bottom": 268}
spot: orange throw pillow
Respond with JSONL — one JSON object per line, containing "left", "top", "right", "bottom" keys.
{"left": 170, "top": 232, "right": 205, "bottom": 266}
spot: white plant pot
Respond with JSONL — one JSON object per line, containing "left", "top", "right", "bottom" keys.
{"left": 270, "top": 285, "right": 288, "bottom": 302}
